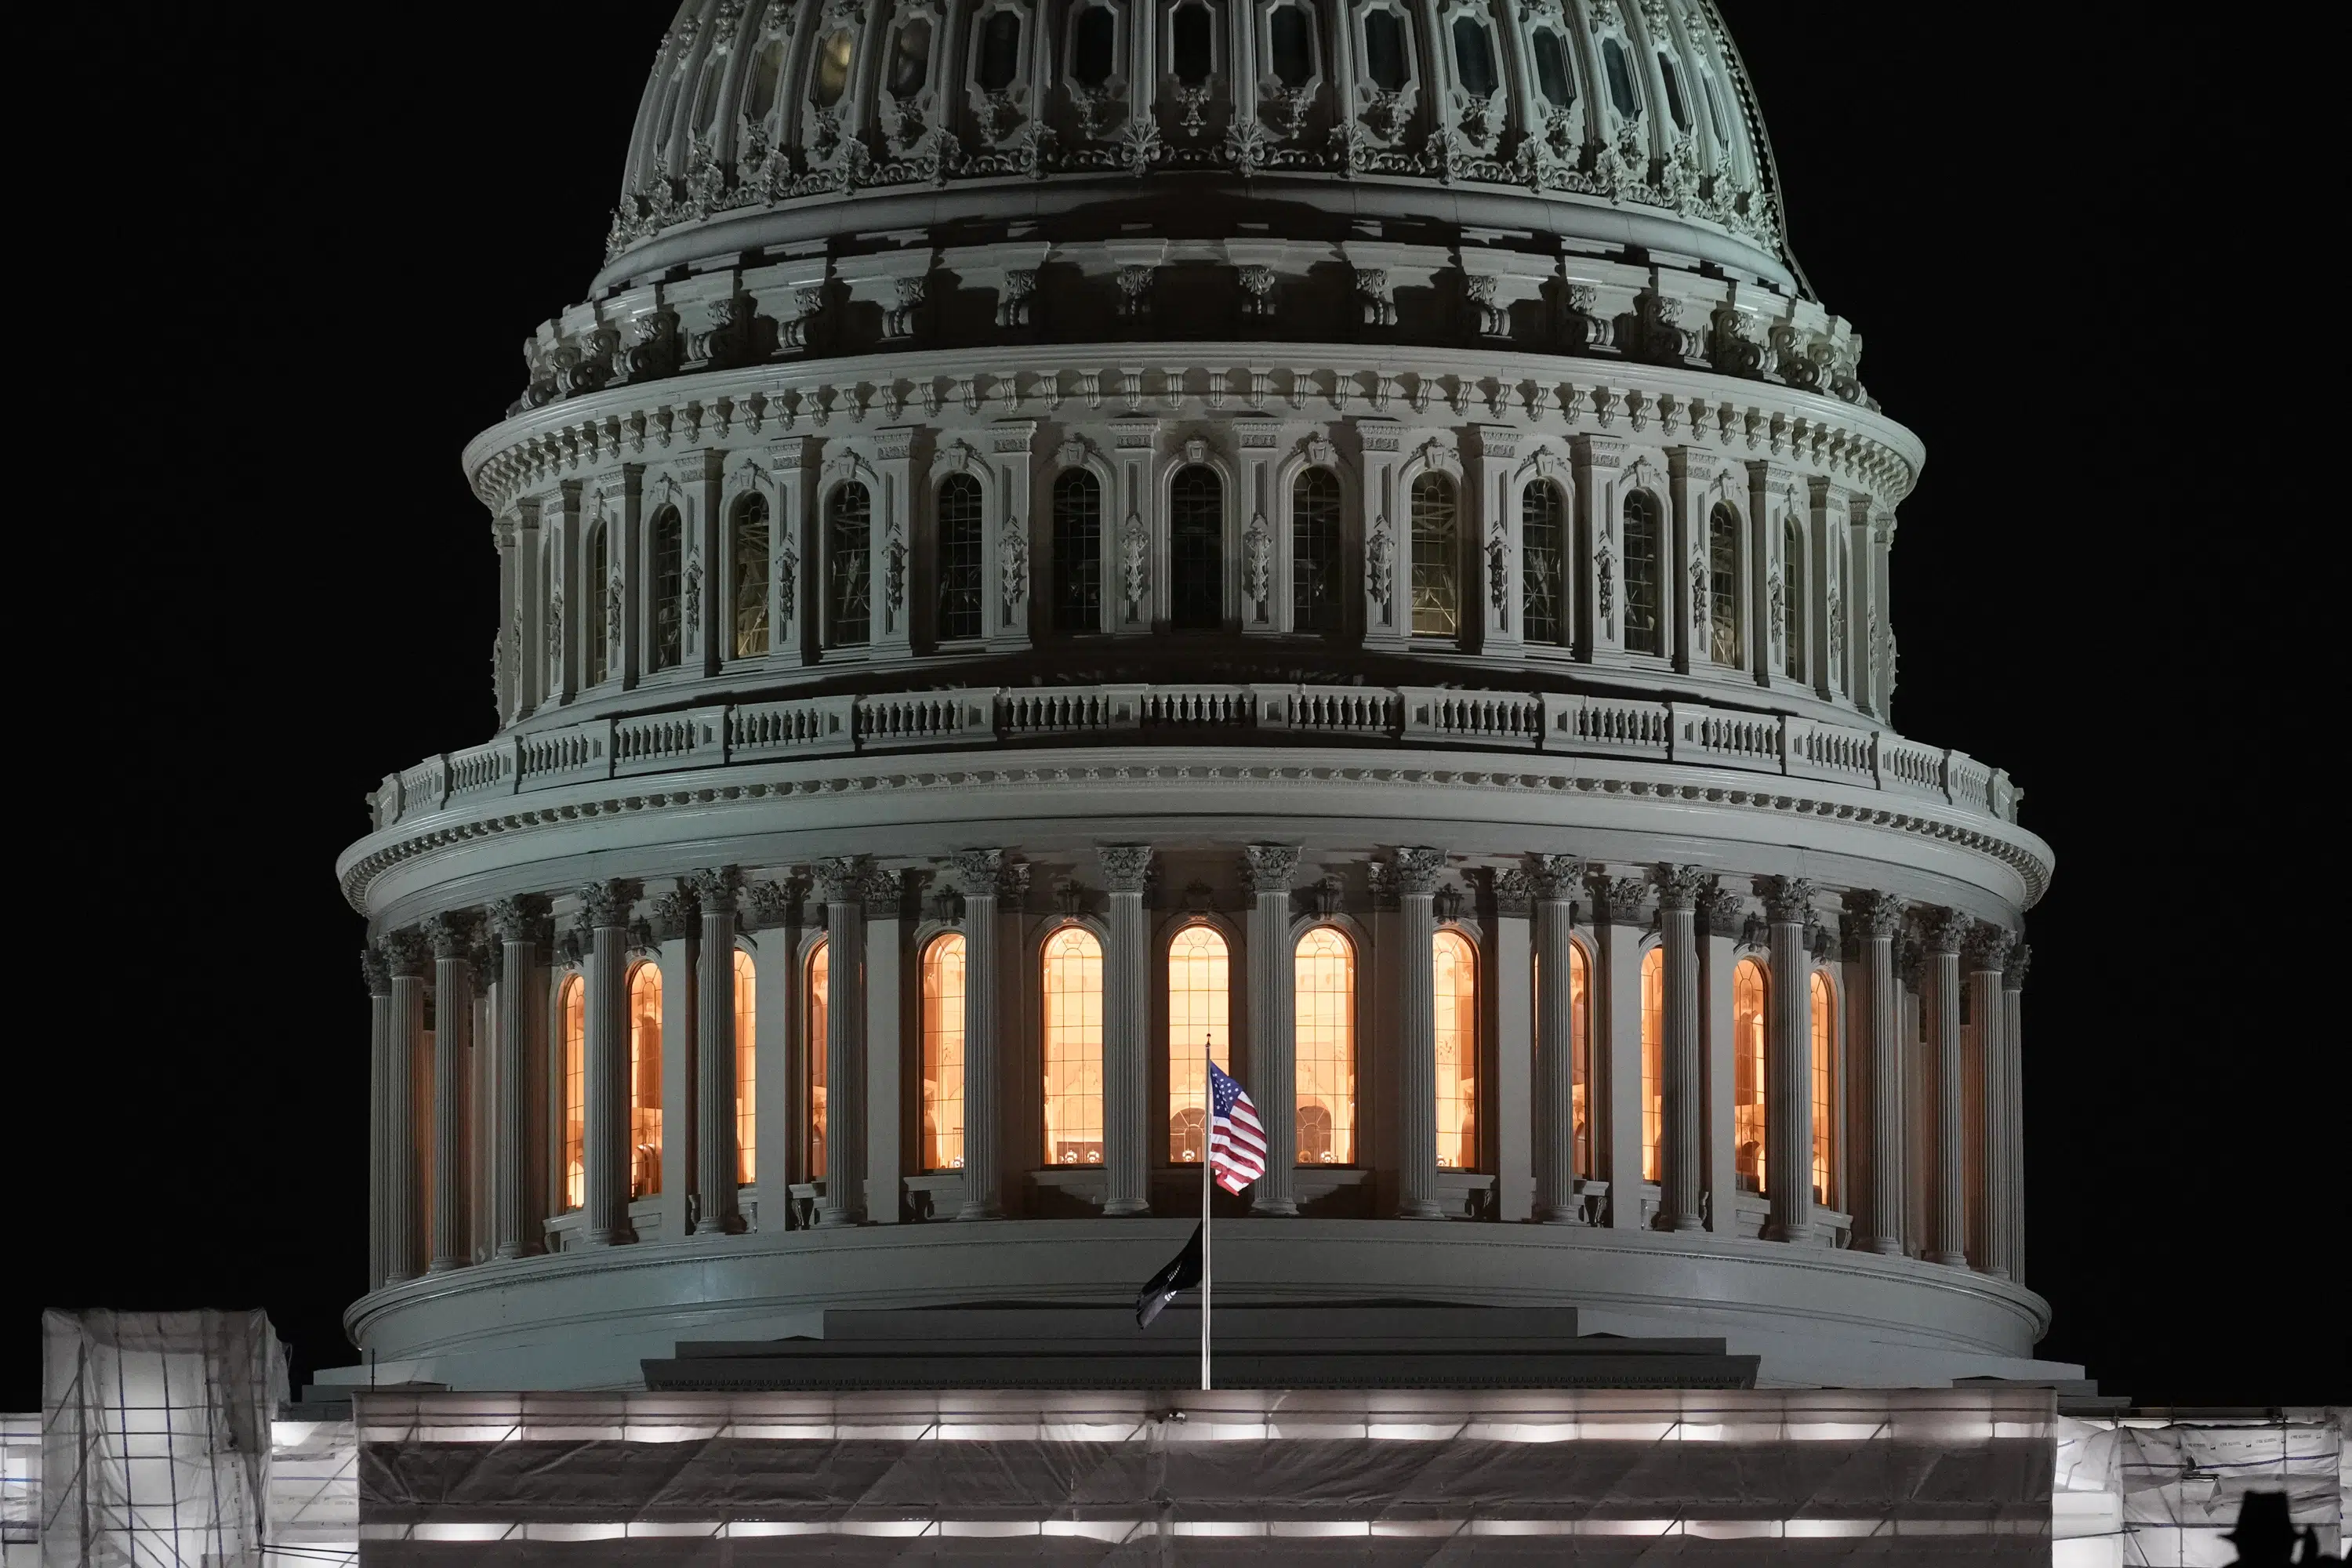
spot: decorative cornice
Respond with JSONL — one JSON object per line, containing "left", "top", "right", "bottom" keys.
{"left": 1755, "top": 875, "right": 1817, "bottom": 926}
{"left": 1238, "top": 844, "right": 1301, "bottom": 895}
{"left": 1098, "top": 844, "right": 1156, "bottom": 893}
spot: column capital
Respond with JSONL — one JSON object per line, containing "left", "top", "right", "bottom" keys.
{"left": 577, "top": 879, "right": 638, "bottom": 929}
{"left": 1922, "top": 906, "right": 1973, "bottom": 954}
{"left": 1384, "top": 846, "right": 1447, "bottom": 896}
{"left": 1696, "top": 883, "right": 1744, "bottom": 938}
{"left": 1237, "top": 844, "right": 1301, "bottom": 894}
{"left": 685, "top": 866, "right": 742, "bottom": 914}
{"left": 360, "top": 945, "right": 392, "bottom": 996}
{"left": 742, "top": 875, "right": 803, "bottom": 931}
{"left": 1491, "top": 867, "right": 1533, "bottom": 919}
{"left": 860, "top": 866, "right": 905, "bottom": 917}
{"left": 648, "top": 885, "right": 701, "bottom": 942}
{"left": 1965, "top": 922, "right": 2016, "bottom": 974}
{"left": 467, "top": 942, "right": 498, "bottom": 996}
{"left": 1653, "top": 863, "right": 1709, "bottom": 912}
{"left": 1587, "top": 873, "right": 1651, "bottom": 927}
{"left": 426, "top": 913, "right": 477, "bottom": 961}
{"left": 1896, "top": 935, "right": 1926, "bottom": 992}
{"left": 2002, "top": 942, "right": 2031, "bottom": 991}
{"left": 487, "top": 893, "right": 553, "bottom": 946}
{"left": 1097, "top": 844, "right": 1156, "bottom": 892}
{"left": 1842, "top": 889, "right": 1905, "bottom": 939}
{"left": 1523, "top": 853, "right": 1584, "bottom": 899}
{"left": 812, "top": 856, "right": 869, "bottom": 906}
{"left": 382, "top": 927, "right": 431, "bottom": 978}
{"left": 1754, "top": 875, "right": 1817, "bottom": 925}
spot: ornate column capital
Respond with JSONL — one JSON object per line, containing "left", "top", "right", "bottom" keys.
{"left": 1237, "top": 844, "right": 1301, "bottom": 895}
{"left": 1896, "top": 936, "right": 1926, "bottom": 992}
{"left": 1653, "top": 863, "right": 1709, "bottom": 911}
{"left": 1696, "top": 883, "right": 1744, "bottom": 938}
{"left": 382, "top": 927, "right": 431, "bottom": 978}
{"left": 860, "top": 866, "right": 905, "bottom": 918}
{"left": 1754, "top": 876, "right": 1817, "bottom": 925}
{"left": 1491, "top": 867, "right": 1533, "bottom": 919}
{"left": 685, "top": 866, "right": 742, "bottom": 914}
{"left": 426, "top": 913, "right": 477, "bottom": 960}
{"left": 467, "top": 942, "right": 498, "bottom": 996}
{"left": 576, "top": 880, "right": 638, "bottom": 929}
{"left": 1922, "top": 906, "right": 1973, "bottom": 955}
{"left": 1098, "top": 844, "right": 1156, "bottom": 892}
{"left": 487, "top": 893, "right": 552, "bottom": 946}
{"left": 1587, "top": 873, "right": 1651, "bottom": 927}
{"left": 2002, "top": 942, "right": 2031, "bottom": 992}
{"left": 742, "top": 876, "right": 801, "bottom": 931}
{"left": 360, "top": 945, "right": 392, "bottom": 996}
{"left": 812, "top": 856, "right": 869, "bottom": 906}
{"left": 1965, "top": 922, "right": 2017, "bottom": 974}
{"left": 1843, "top": 890, "right": 1905, "bottom": 939}
{"left": 1524, "top": 854, "right": 1584, "bottom": 900}
{"left": 1385, "top": 846, "right": 1447, "bottom": 896}
{"left": 648, "top": 885, "right": 702, "bottom": 942}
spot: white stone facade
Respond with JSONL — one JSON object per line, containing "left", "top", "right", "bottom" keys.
{"left": 336, "top": 0, "right": 2058, "bottom": 1392}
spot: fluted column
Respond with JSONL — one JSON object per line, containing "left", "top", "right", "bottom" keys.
{"left": 1897, "top": 936, "right": 1928, "bottom": 1256}
{"left": 1655, "top": 866, "right": 1708, "bottom": 1232}
{"left": 1591, "top": 874, "right": 1650, "bottom": 1229}
{"left": 1846, "top": 892, "right": 1905, "bottom": 1255}
{"left": 951, "top": 852, "right": 1014, "bottom": 1219}
{"left": 361, "top": 946, "right": 394, "bottom": 1290}
{"left": 382, "top": 929, "right": 428, "bottom": 1283}
{"left": 1923, "top": 909, "right": 1969, "bottom": 1267}
{"left": 426, "top": 916, "right": 474, "bottom": 1272}
{"left": 1967, "top": 923, "right": 2016, "bottom": 1279}
{"left": 488, "top": 895, "right": 549, "bottom": 1260}
{"left": 580, "top": 880, "right": 637, "bottom": 1247}
{"left": 2002, "top": 945, "right": 2030, "bottom": 1284}
{"left": 1242, "top": 845, "right": 1302, "bottom": 1216}
{"left": 1389, "top": 848, "right": 1446, "bottom": 1220}
{"left": 1758, "top": 877, "right": 1816, "bottom": 1244}
{"left": 1697, "top": 883, "right": 1745, "bottom": 1235}
{"left": 1100, "top": 846, "right": 1155, "bottom": 1216}
{"left": 691, "top": 869, "right": 744, "bottom": 1235}
{"left": 1530, "top": 856, "right": 1584, "bottom": 1223}
{"left": 814, "top": 858, "right": 871, "bottom": 1226}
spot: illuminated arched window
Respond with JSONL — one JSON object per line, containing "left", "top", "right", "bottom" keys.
{"left": 1291, "top": 467, "right": 1343, "bottom": 634}
{"left": 805, "top": 938, "right": 829, "bottom": 1180}
{"left": 826, "top": 482, "right": 872, "bottom": 648}
{"left": 1623, "top": 492, "right": 1664, "bottom": 655}
{"left": 627, "top": 964, "right": 663, "bottom": 1199}
{"left": 1734, "top": 957, "right": 1768, "bottom": 1192}
{"left": 650, "top": 505, "right": 684, "bottom": 671}
{"left": 1783, "top": 517, "right": 1806, "bottom": 680}
{"left": 1167, "top": 925, "right": 1232, "bottom": 1163}
{"left": 733, "top": 950, "right": 757, "bottom": 1185}
{"left": 1052, "top": 468, "right": 1102, "bottom": 633}
{"left": 1041, "top": 927, "right": 1105, "bottom": 1165}
{"left": 1410, "top": 473, "right": 1460, "bottom": 637}
{"left": 935, "top": 474, "right": 984, "bottom": 641}
{"left": 921, "top": 933, "right": 966, "bottom": 1171}
{"left": 585, "top": 523, "right": 611, "bottom": 685}
{"left": 1811, "top": 971, "right": 1837, "bottom": 1206}
{"left": 1294, "top": 928, "right": 1356, "bottom": 1165}
{"left": 1708, "top": 503, "right": 1742, "bottom": 667}
{"left": 1639, "top": 946, "right": 1664, "bottom": 1181}
{"left": 1568, "top": 940, "right": 1592, "bottom": 1178}
{"left": 731, "top": 493, "right": 770, "bottom": 659}
{"left": 558, "top": 975, "right": 585, "bottom": 1211}
{"left": 1432, "top": 929, "right": 1478, "bottom": 1170}
{"left": 1523, "top": 480, "right": 1568, "bottom": 646}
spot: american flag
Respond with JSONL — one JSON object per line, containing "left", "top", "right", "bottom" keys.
{"left": 1207, "top": 1060, "right": 1266, "bottom": 1194}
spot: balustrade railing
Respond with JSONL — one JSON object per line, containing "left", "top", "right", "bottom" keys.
{"left": 368, "top": 683, "right": 2024, "bottom": 831}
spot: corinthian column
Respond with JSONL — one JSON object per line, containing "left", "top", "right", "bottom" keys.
{"left": 1758, "top": 876, "right": 1817, "bottom": 1244}
{"left": 1923, "top": 908, "right": 1970, "bottom": 1267}
{"left": 381, "top": 928, "right": 429, "bottom": 1283}
{"left": 487, "top": 895, "right": 549, "bottom": 1260}
{"left": 691, "top": 868, "right": 744, "bottom": 1235}
{"left": 1100, "top": 845, "right": 1156, "bottom": 1217}
{"left": 951, "top": 851, "right": 1019, "bottom": 1219}
{"left": 580, "top": 880, "right": 637, "bottom": 1247}
{"left": 2002, "top": 944, "right": 2031, "bottom": 1284}
{"left": 813, "top": 858, "right": 871, "bottom": 1226}
{"left": 1388, "top": 847, "right": 1447, "bottom": 1219}
{"left": 1241, "top": 845, "right": 1302, "bottom": 1216}
{"left": 361, "top": 946, "right": 394, "bottom": 1290}
{"left": 426, "top": 915, "right": 475, "bottom": 1273}
{"left": 1967, "top": 923, "right": 2016, "bottom": 1279}
{"left": 1530, "top": 856, "right": 1584, "bottom": 1223}
{"left": 1846, "top": 891, "right": 1905, "bottom": 1255}
{"left": 1655, "top": 866, "right": 1708, "bottom": 1232}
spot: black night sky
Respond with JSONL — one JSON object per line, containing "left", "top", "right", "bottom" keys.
{"left": 13, "top": 5, "right": 2342, "bottom": 1413}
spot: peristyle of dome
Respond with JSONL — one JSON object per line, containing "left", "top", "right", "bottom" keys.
{"left": 336, "top": 0, "right": 2064, "bottom": 1395}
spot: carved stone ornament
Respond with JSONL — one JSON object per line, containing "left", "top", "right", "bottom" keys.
{"left": 381, "top": 927, "right": 431, "bottom": 978}
{"left": 1589, "top": 875, "right": 1651, "bottom": 926}
{"left": 577, "top": 880, "right": 638, "bottom": 930}
{"left": 1844, "top": 890, "right": 1904, "bottom": 940}
{"left": 360, "top": 945, "right": 392, "bottom": 995}
{"left": 1098, "top": 844, "right": 1156, "bottom": 892}
{"left": 2003, "top": 942, "right": 2032, "bottom": 992}
{"left": 1755, "top": 875, "right": 1817, "bottom": 925}
{"left": 1120, "top": 513, "right": 1149, "bottom": 616}
{"left": 949, "top": 848, "right": 1014, "bottom": 899}
{"left": 743, "top": 877, "right": 799, "bottom": 931}
{"left": 812, "top": 856, "right": 869, "bottom": 906}
{"left": 1922, "top": 907, "right": 1974, "bottom": 954}
{"left": 1697, "top": 882, "right": 1744, "bottom": 937}
{"left": 1385, "top": 846, "right": 1448, "bottom": 897}
{"left": 1243, "top": 512, "right": 1273, "bottom": 608}
{"left": 686, "top": 866, "right": 742, "bottom": 914}
{"left": 487, "top": 893, "right": 553, "bottom": 946}
{"left": 648, "top": 886, "right": 700, "bottom": 942}
{"left": 683, "top": 554, "right": 704, "bottom": 639}
{"left": 1593, "top": 530, "right": 1617, "bottom": 633}
{"left": 860, "top": 866, "right": 905, "bottom": 916}
{"left": 1366, "top": 515, "right": 1396, "bottom": 611}
{"left": 1653, "top": 863, "right": 1710, "bottom": 910}
{"left": 1965, "top": 922, "right": 2016, "bottom": 974}
{"left": 999, "top": 528, "right": 1029, "bottom": 618}
{"left": 1491, "top": 867, "right": 1534, "bottom": 919}
{"left": 1525, "top": 854, "right": 1584, "bottom": 900}
{"left": 1239, "top": 844, "right": 1301, "bottom": 894}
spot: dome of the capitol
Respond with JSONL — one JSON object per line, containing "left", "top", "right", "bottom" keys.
{"left": 341, "top": 0, "right": 2061, "bottom": 1396}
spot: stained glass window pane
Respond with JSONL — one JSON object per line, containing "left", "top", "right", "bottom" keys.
{"left": 1640, "top": 946, "right": 1663, "bottom": 1182}
{"left": 922, "top": 935, "right": 966, "bottom": 1171}
{"left": 935, "top": 474, "right": 985, "bottom": 641}
{"left": 1708, "top": 503, "right": 1740, "bottom": 668}
{"left": 1167, "top": 925, "right": 1232, "bottom": 1163}
{"left": 1410, "top": 474, "right": 1458, "bottom": 637}
{"left": 1170, "top": 464, "right": 1223, "bottom": 630}
{"left": 1811, "top": 971, "right": 1835, "bottom": 1206}
{"left": 1294, "top": 927, "right": 1356, "bottom": 1166}
{"left": 628, "top": 963, "right": 663, "bottom": 1199}
{"left": 560, "top": 976, "right": 585, "bottom": 1211}
{"left": 1734, "top": 958, "right": 1767, "bottom": 1192}
{"left": 1041, "top": 927, "right": 1105, "bottom": 1166}
{"left": 734, "top": 951, "right": 757, "bottom": 1185}
{"left": 651, "top": 506, "right": 684, "bottom": 672}
{"left": 827, "top": 483, "right": 872, "bottom": 648}
{"left": 1052, "top": 469, "right": 1102, "bottom": 633}
{"left": 1623, "top": 492, "right": 1662, "bottom": 655}
{"left": 1522, "top": 481, "right": 1566, "bottom": 646}
{"left": 1433, "top": 930, "right": 1478, "bottom": 1171}
{"left": 1290, "top": 468, "right": 1343, "bottom": 633}
{"left": 732, "top": 495, "right": 771, "bottom": 659}
{"left": 806, "top": 939, "right": 829, "bottom": 1180}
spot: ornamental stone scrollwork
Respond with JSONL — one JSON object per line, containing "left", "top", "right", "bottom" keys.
{"left": 1243, "top": 512, "right": 1273, "bottom": 612}
{"left": 742, "top": 877, "right": 800, "bottom": 931}
{"left": 1755, "top": 876, "right": 1817, "bottom": 924}
{"left": 812, "top": 856, "right": 870, "bottom": 906}
{"left": 424, "top": 912, "right": 477, "bottom": 961}
{"left": 860, "top": 866, "right": 906, "bottom": 918}
{"left": 1524, "top": 855, "right": 1584, "bottom": 902}
{"left": 381, "top": 927, "right": 430, "bottom": 978}
{"left": 1366, "top": 516, "right": 1396, "bottom": 612}
{"left": 1588, "top": 875, "right": 1651, "bottom": 927}
{"left": 1965, "top": 922, "right": 2016, "bottom": 973}
{"left": 1490, "top": 868, "right": 1534, "bottom": 920}
{"left": 999, "top": 528, "right": 1029, "bottom": 620}
{"left": 579, "top": 879, "right": 641, "bottom": 932}
{"left": 884, "top": 517, "right": 908, "bottom": 615}
{"left": 1236, "top": 265, "right": 1276, "bottom": 318}
{"left": 1354, "top": 269, "right": 1395, "bottom": 328}
{"left": 775, "top": 530, "right": 800, "bottom": 635}
{"left": 1697, "top": 882, "right": 1745, "bottom": 938}
{"left": 1384, "top": 847, "right": 1448, "bottom": 896}
{"left": 1098, "top": 844, "right": 1156, "bottom": 892}
{"left": 2004, "top": 942, "right": 2032, "bottom": 992}
{"left": 1922, "top": 907, "right": 1974, "bottom": 955}
{"left": 1593, "top": 529, "right": 1617, "bottom": 634}
{"left": 604, "top": 575, "right": 626, "bottom": 655}
{"left": 686, "top": 866, "right": 742, "bottom": 914}
{"left": 1238, "top": 844, "right": 1301, "bottom": 893}
{"left": 1120, "top": 513, "right": 1150, "bottom": 619}
{"left": 486, "top": 893, "right": 552, "bottom": 946}
{"left": 1487, "top": 516, "right": 1510, "bottom": 612}
{"left": 1653, "top": 863, "right": 1710, "bottom": 910}
{"left": 683, "top": 554, "right": 703, "bottom": 639}
{"left": 1689, "top": 550, "right": 1710, "bottom": 629}
{"left": 648, "top": 885, "right": 700, "bottom": 942}
{"left": 359, "top": 944, "right": 392, "bottom": 996}
{"left": 1766, "top": 564, "right": 1786, "bottom": 649}
{"left": 1845, "top": 890, "right": 1905, "bottom": 938}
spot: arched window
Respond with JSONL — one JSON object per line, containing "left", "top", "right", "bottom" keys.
{"left": 585, "top": 524, "right": 611, "bottom": 685}
{"left": 1290, "top": 467, "right": 1343, "bottom": 634}
{"left": 1432, "top": 929, "right": 1478, "bottom": 1170}
{"left": 1071, "top": 6, "right": 1116, "bottom": 88}
{"left": 826, "top": 483, "right": 872, "bottom": 648}
{"left": 1622, "top": 492, "right": 1663, "bottom": 655}
{"left": 1294, "top": 927, "right": 1356, "bottom": 1165}
{"left": 1522, "top": 481, "right": 1568, "bottom": 646}
{"left": 1169, "top": 465, "right": 1223, "bottom": 630}
{"left": 731, "top": 494, "right": 770, "bottom": 659}
{"left": 558, "top": 975, "right": 585, "bottom": 1211}
{"left": 813, "top": 27, "right": 854, "bottom": 107}
{"left": 1708, "top": 503, "right": 1741, "bottom": 667}
{"left": 1532, "top": 28, "right": 1575, "bottom": 109}
{"left": 1052, "top": 469, "right": 1102, "bottom": 633}
{"left": 805, "top": 938, "right": 829, "bottom": 1179}
{"left": 935, "top": 474, "right": 985, "bottom": 641}
{"left": 976, "top": 9, "right": 1023, "bottom": 93}
{"left": 733, "top": 950, "right": 757, "bottom": 1185}
{"left": 887, "top": 16, "right": 931, "bottom": 96}
{"left": 1783, "top": 517, "right": 1806, "bottom": 680}
{"left": 1639, "top": 946, "right": 1663, "bottom": 1181}
{"left": 1734, "top": 957, "right": 1767, "bottom": 1192}
{"left": 1363, "top": 8, "right": 1409, "bottom": 93}
{"left": 650, "top": 506, "right": 684, "bottom": 672}
{"left": 1167, "top": 925, "right": 1232, "bottom": 1163}
{"left": 1041, "top": 927, "right": 1105, "bottom": 1165}
{"left": 921, "top": 933, "right": 966, "bottom": 1171}
{"left": 1410, "top": 473, "right": 1459, "bottom": 637}
{"left": 628, "top": 963, "right": 663, "bottom": 1199}
{"left": 1810, "top": 971, "right": 1836, "bottom": 1206}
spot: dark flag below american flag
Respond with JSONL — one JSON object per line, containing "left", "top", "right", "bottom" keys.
{"left": 1208, "top": 1060, "right": 1266, "bottom": 1194}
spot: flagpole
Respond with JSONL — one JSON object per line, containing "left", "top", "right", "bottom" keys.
{"left": 1201, "top": 1036, "right": 1213, "bottom": 1393}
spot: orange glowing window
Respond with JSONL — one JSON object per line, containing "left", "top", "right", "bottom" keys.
{"left": 1167, "top": 925, "right": 1232, "bottom": 1163}
{"left": 1294, "top": 927, "right": 1356, "bottom": 1166}
{"left": 559, "top": 975, "right": 585, "bottom": 1211}
{"left": 1810, "top": 970, "right": 1836, "bottom": 1206}
{"left": 628, "top": 964, "right": 663, "bottom": 1199}
{"left": 806, "top": 938, "right": 829, "bottom": 1181}
{"left": 1640, "top": 946, "right": 1664, "bottom": 1182}
{"left": 1041, "top": 926, "right": 1105, "bottom": 1166}
{"left": 1433, "top": 929, "right": 1478, "bottom": 1171}
{"left": 921, "top": 933, "right": 966, "bottom": 1171}
{"left": 733, "top": 950, "right": 756, "bottom": 1185}
{"left": 1568, "top": 940, "right": 1592, "bottom": 1178}
{"left": 1733, "top": 957, "right": 1767, "bottom": 1192}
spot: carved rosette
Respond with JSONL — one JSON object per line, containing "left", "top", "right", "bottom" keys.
{"left": 1843, "top": 890, "right": 1904, "bottom": 940}
{"left": 1384, "top": 847, "right": 1447, "bottom": 897}
{"left": 1098, "top": 844, "right": 1156, "bottom": 894}
{"left": 1238, "top": 844, "right": 1301, "bottom": 895}
{"left": 1653, "top": 863, "right": 1710, "bottom": 911}
{"left": 1588, "top": 874, "right": 1651, "bottom": 927}
{"left": 1755, "top": 875, "right": 1817, "bottom": 926}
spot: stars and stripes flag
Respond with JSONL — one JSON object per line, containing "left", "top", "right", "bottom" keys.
{"left": 1207, "top": 1060, "right": 1265, "bottom": 1195}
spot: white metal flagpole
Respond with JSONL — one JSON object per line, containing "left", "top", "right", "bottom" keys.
{"left": 1201, "top": 1037, "right": 1213, "bottom": 1393}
